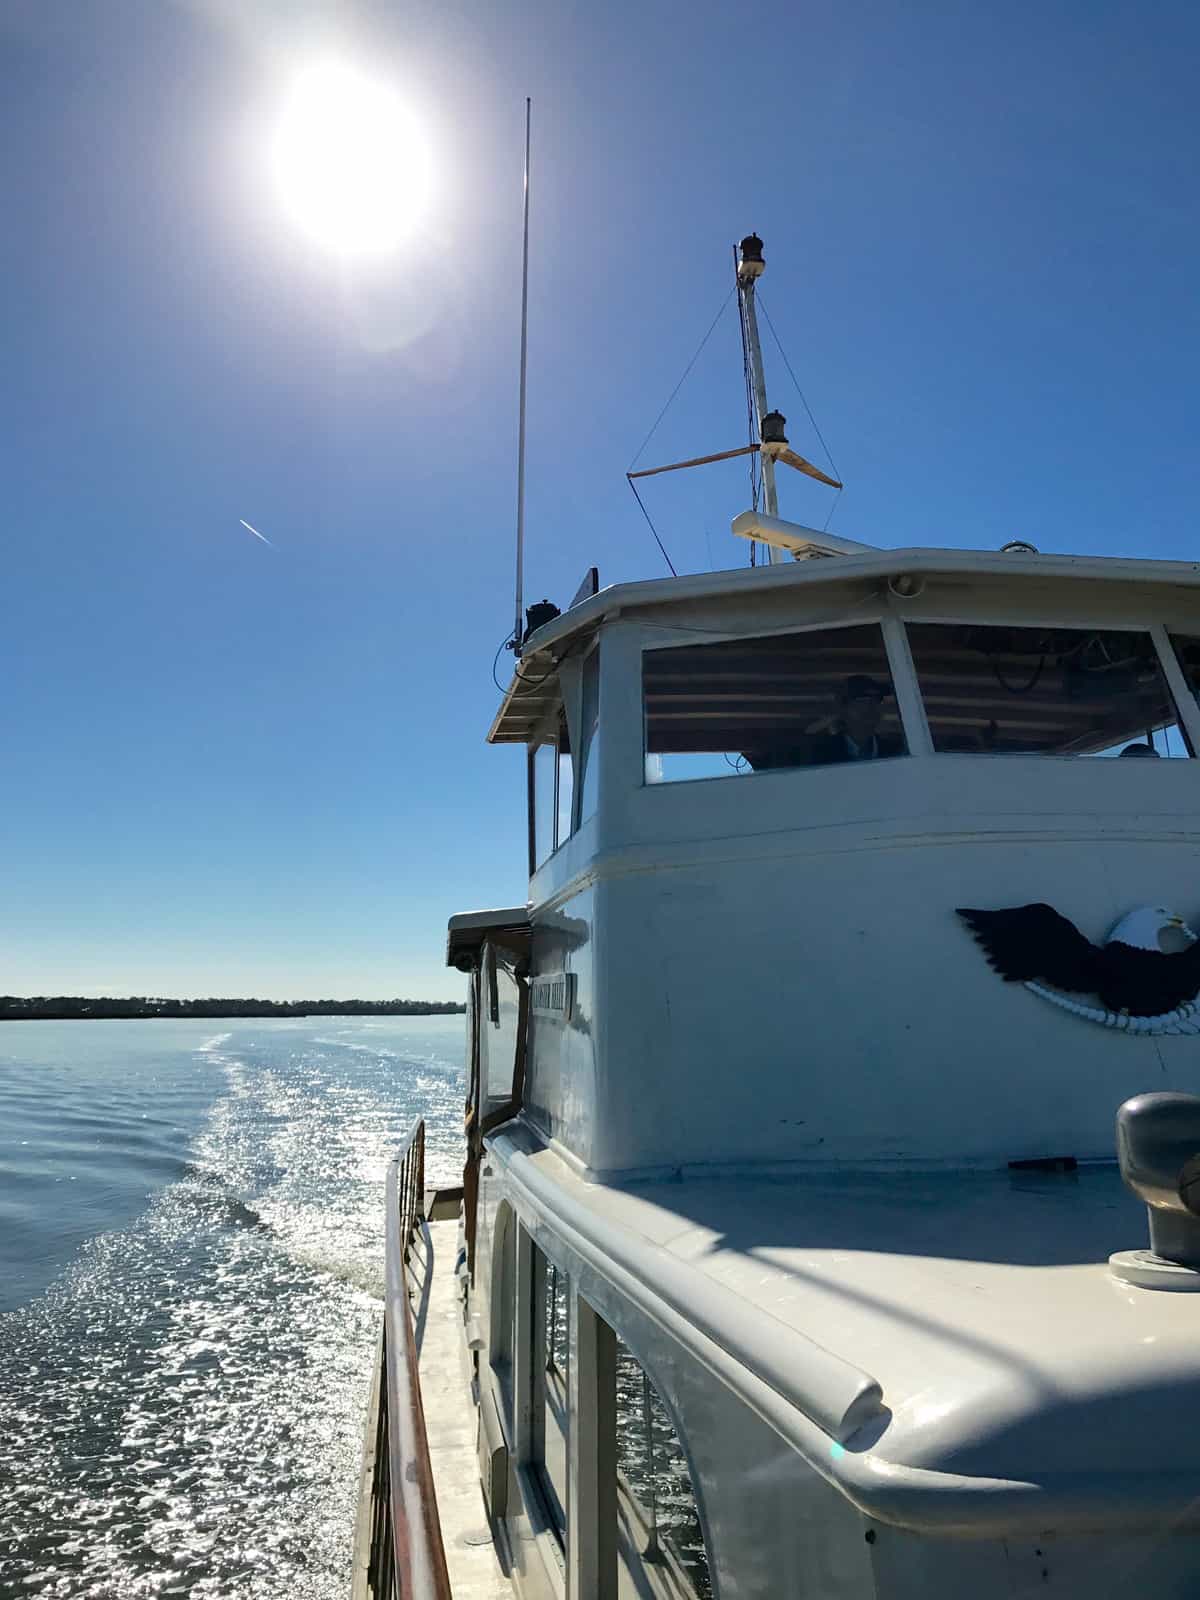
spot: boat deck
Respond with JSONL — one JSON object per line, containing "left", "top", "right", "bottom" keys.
{"left": 416, "top": 1215, "right": 512, "bottom": 1600}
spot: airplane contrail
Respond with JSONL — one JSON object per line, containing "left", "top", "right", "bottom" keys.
{"left": 239, "top": 518, "right": 274, "bottom": 547}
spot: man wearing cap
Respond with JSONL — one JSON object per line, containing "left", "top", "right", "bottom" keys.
{"left": 744, "top": 674, "right": 904, "bottom": 770}
{"left": 806, "top": 674, "right": 904, "bottom": 765}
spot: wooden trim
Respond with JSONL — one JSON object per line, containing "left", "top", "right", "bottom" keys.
{"left": 350, "top": 1331, "right": 385, "bottom": 1600}
{"left": 379, "top": 1123, "right": 453, "bottom": 1600}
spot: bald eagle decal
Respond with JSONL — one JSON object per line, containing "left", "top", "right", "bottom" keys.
{"left": 957, "top": 904, "right": 1200, "bottom": 1034}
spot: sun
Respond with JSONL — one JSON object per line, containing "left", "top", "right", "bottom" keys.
{"left": 271, "top": 63, "right": 432, "bottom": 258}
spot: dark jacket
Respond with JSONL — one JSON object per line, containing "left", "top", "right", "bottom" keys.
{"left": 806, "top": 730, "right": 904, "bottom": 766}
{"left": 746, "top": 730, "right": 903, "bottom": 771}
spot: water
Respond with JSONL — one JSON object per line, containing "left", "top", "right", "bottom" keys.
{"left": 0, "top": 1016, "right": 466, "bottom": 1599}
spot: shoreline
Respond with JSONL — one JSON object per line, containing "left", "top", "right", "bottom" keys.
{"left": 0, "top": 1005, "right": 465, "bottom": 1022}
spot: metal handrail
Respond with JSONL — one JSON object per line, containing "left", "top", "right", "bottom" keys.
{"left": 362, "top": 1118, "right": 452, "bottom": 1600}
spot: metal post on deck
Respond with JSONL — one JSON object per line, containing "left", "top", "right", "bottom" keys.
{"left": 642, "top": 1371, "right": 661, "bottom": 1560}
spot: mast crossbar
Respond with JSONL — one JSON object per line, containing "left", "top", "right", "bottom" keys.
{"left": 628, "top": 442, "right": 841, "bottom": 491}
{"left": 628, "top": 445, "right": 759, "bottom": 481}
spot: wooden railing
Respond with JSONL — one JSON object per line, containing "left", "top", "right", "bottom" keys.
{"left": 358, "top": 1119, "right": 453, "bottom": 1600}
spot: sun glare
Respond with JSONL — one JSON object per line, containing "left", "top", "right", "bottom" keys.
{"left": 272, "top": 63, "right": 432, "bottom": 257}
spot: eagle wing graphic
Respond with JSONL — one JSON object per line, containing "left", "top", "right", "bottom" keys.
{"left": 959, "top": 903, "right": 1200, "bottom": 1017}
{"left": 956, "top": 903, "right": 1102, "bottom": 993}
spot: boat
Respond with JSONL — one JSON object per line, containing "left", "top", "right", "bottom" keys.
{"left": 354, "top": 232, "right": 1200, "bottom": 1599}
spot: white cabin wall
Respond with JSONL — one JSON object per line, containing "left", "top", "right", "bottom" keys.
{"left": 521, "top": 623, "right": 649, "bottom": 1173}
{"left": 518, "top": 593, "right": 1200, "bottom": 1176}
{"left": 586, "top": 798, "right": 1200, "bottom": 1174}
{"left": 869, "top": 1527, "right": 1200, "bottom": 1598}
{"left": 576, "top": 751, "right": 1200, "bottom": 1175}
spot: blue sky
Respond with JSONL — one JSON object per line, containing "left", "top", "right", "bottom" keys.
{"left": 4, "top": 0, "right": 1199, "bottom": 1000}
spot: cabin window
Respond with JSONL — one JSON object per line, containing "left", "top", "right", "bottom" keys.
{"left": 906, "top": 622, "right": 1192, "bottom": 756}
{"left": 578, "top": 645, "right": 601, "bottom": 823}
{"left": 532, "top": 714, "right": 577, "bottom": 867}
{"left": 465, "top": 969, "right": 479, "bottom": 1118}
{"left": 614, "top": 1336, "right": 712, "bottom": 1598}
{"left": 556, "top": 717, "right": 574, "bottom": 846}
{"left": 533, "top": 742, "right": 556, "bottom": 864}
{"left": 643, "top": 622, "right": 904, "bottom": 782}
{"left": 480, "top": 941, "right": 522, "bottom": 1106}
{"left": 531, "top": 1245, "right": 569, "bottom": 1549}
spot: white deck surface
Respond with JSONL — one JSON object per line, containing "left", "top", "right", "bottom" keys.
{"left": 415, "top": 1217, "right": 512, "bottom": 1600}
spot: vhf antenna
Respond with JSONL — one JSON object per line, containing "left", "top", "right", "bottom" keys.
{"left": 510, "top": 98, "right": 532, "bottom": 658}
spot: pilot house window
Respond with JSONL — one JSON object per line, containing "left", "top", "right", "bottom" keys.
{"left": 532, "top": 713, "right": 575, "bottom": 868}
{"left": 906, "top": 623, "right": 1192, "bottom": 757}
{"left": 643, "top": 623, "right": 905, "bottom": 783}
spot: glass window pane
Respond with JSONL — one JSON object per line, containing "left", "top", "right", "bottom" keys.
{"left": 556, "top": 720, "right": 574, "bottom": 846}
{"left": 578, "top": 646, "right": 601, "bottom": 822}
{"left": 906, "top": 623, "right": 1190, "bottom": 756}
{"left": 644, "top": 623, "right": 905, "bottom": 782}
{"left": 481, "top": 943, "right": 520, "bottom": 1104}
{"left": 533, "top": 742, "right": 556, "bottom": 864}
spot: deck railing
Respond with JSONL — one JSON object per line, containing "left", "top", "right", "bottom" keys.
{"left": 358, "top": 1119, "right": 453, "bottom": 1600}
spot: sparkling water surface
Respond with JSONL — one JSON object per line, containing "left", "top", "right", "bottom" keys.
{"left": 0, "top": 1016, "right": 466, "bottom": 1599}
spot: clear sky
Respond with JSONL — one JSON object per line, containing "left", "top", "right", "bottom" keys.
{"left": 4, "top": 0, "right": 1199, "bottom": 1001}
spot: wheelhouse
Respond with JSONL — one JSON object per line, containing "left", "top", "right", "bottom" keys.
{"left": 445, "top": 525, "right": 1200, "bottom": 1600}
{"left": 482, "top": 534, "right": 1200, "bottom": 1179}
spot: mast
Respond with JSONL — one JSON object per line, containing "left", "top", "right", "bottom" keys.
{"left": 735, "top": 234, "right": 784, "bottom": 565}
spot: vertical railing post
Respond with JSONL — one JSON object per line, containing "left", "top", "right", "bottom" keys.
{"left": 418, "top": 1124, "right": 425, "bottom": 1227}
{"left": 642, "top": 1370, "right": 660, "bottom": 1560}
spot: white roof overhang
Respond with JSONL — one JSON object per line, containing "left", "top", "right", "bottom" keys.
{"left": 446, "top": 907, "right": 531, "bottom": 969}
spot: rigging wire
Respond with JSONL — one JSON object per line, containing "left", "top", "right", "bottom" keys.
{"left": 628, "top": 287, "right": 735, "bottom": 473}
{"left": 625, "top": 285, "right": 734, "bottom": 580}
{"left": 756, "top": 292, "right": 844, "bottom": 532}
{"left": 757, "top": 294, "right": 842, "bottom": 485}
{"left": 821, "top": 488, "right": 843, "bottom": 534}
{"left": 627, "top": 476, "right": 678, "bottom": 577}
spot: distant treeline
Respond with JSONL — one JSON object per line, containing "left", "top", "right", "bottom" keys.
{"left": 0, "top": 996, "right": 465, "bottom": 1021}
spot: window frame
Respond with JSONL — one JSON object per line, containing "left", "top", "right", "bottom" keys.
{"left": 575, "top": 640, "right": 602, "bottom": 828}
{"left": 1155, "top": 623, "right": 1200, "bottom": 755}
{"left": 900, "top": 612, "right": 1200, "bottom": 760}
{"left": 518, "top": 1237, "right": 570, "bottom": 1565}
{"left": 527, "top": 695, "right": 583, "bottom": 878}
{"left": 637, "top": 607, "right": 1200, "bottom": 782}
{"left": 640, "top": 611, "right": 912, "bottom": 785}
{"left": 505, "top": 1218, "right": 718, "bottom": 1600}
